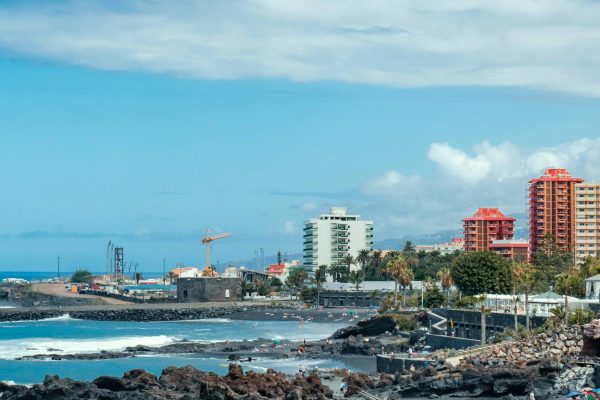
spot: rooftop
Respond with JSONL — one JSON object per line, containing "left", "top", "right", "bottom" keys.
{"left": 529, "top": 168, "right": 584, "bottom": 183}
{"left": 464, "top": 207, "right": 515, "bottom": 221}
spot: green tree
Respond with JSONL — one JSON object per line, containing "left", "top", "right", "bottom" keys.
{"left": 532, "top": 233, "right": 573, "bottom": 287}
{"left": 313, "top": 265, "right": 328, "bottom": 305}
{"left": 367, "top": 250, "right": 384, "bottom": 280}
{"left": 327, "top": 264, "right": 343, "bottom": 282}
{"left": 342, "top": 255, "right": 355, "bottom": 274}
{"left": 424, "top": 283, "right": 445, "bottom": 308}
{"left": 71, "top": 269, "right": 94, "bottom": 284}
{"left": 512, "top": 262, "right": 536, "bottom": 329}
{"left": 348, "top": 269, "right": 363, "bottom": 305}
{"left": 286, "top": 268, "right": 308, "bottom": 297}
{"left": 436, "top": 266, "right": 453, "bottom": 307}
{"left": 385, "top": 255, "right": 414, "bottom": 308}
{"left": 451, "top": 251, "right": 513, "bottom": 296}
{"left": 269, "top": 276, "right": 283, "bottom": 289}
{"left": 254, "top": 279, "right": 272, "bottom": 296}
{"left": 555, "top": 268, "right": 584, "bottom": 319}
{"left": 134, "top": 272, "right": 143, "bottom": 285}
{"left": 167, "top": 271, "right": 177, "bottom": 284}
{"left": 356, "top": 249, "right": 371, "bottom": 278}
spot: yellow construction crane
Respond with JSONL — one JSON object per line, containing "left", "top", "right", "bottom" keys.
{"left": 201, "top": 230, "right": 231, "bottom": 274}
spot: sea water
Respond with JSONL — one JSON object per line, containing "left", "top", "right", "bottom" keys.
{"left": 0, "top": 316, "right": 349, "bottom": 384}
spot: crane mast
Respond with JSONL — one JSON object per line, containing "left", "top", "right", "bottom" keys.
{"left": 201, "top": 230, "right": 231, "bottom": 275}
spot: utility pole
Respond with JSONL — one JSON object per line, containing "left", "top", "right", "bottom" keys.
{"left": 481, "top": 305, "right": 487, "bottom": 345}
{"left": 57, "top": 257, "right": 60, "bottom": 281}
{"left": 260, "top": 247, "right": 264, "bottom": 272}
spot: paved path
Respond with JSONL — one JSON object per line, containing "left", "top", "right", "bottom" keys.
{"left": 32, "top": 283, "right": 132, "bottom": 305}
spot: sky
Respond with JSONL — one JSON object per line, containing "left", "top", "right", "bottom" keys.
{"left": 2, "top": 0, "right": 600, "bottom": 271}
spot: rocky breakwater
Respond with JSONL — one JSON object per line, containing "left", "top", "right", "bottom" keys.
{"left": 330, "top": 315, "right": 397, "bottom": 339}
{"left": 468, "top": 325, "right": 583, "bottom": 367}
{"left": 0, "top": 304, "right": 289, "bottom": 322}
{"left": 0, "top": 364, "right": 335, "bottom": 400}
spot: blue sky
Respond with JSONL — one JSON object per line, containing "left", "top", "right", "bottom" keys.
{"left": 2, "top": 1, "right": 600, "bottom": 271}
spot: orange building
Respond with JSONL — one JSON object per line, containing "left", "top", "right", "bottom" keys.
{"left": 528, "top": 168, "right": 584, "bottom": 256}
{"left": 489, "top": 240, "right": 529, "bottom": 262}
{"left": 463, "top": 208, "right": 515, "bottom": 252}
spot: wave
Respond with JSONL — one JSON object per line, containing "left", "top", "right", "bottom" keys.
{"left": 0, "top": 306, "right": 16, "bottom": 309}
{"left": 39, "top": 314, "right": 78, "bottom": 322}
{"left": 0, "top": 335, "right": 178, "bottom": 360}
{"left": 176, "top": 318, "right": 231, "bottom": 323}
{"left": 0, "top": 314, "right": 78, "bottom": 324}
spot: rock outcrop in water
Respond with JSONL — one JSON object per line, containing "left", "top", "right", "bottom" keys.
{"left": 330, "top": 315, "right": 397, "bottom": 339}
{"left": 0, "top": 364, "right": 335, "bottom": 399}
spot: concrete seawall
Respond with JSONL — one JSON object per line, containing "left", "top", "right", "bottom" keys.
{"left": 0, "top": 302, "right": 288, "bottom": 322}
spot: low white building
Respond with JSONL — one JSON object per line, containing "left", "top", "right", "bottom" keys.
{"left": 477, "top": 292, "right": 588, "bottom": 317}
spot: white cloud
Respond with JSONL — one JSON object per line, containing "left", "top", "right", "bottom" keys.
{"left": 300, "top": 201, "right": 318, "bottom": 212}
{"left": 283, "top": 220, "right": 298, "bottom": 234}
{"left": 362, "top": 171, "right": 423, "bottom": 197}
{"left": 364, "top": 137, "right": 600, "bottom": 236}
{"left": 2, "top": 1, "right": 600, "bottom": 96}
{"left": 428, "top": 141, "right": 527, "bottom": 184}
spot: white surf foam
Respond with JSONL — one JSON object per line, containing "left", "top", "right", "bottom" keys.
{"left": 38, "top": 314, "right": 77, "bottom": 322}
{"left": 0, "top": 335, "right": 178, "bottom": 360}
{"left": 0, "top": 314, "right": 77, "bottom": 324}
{"left": 0, "top": 306, "right": 15, "bottom": 309}
{"left": 177, "top": 318, "right": 231, "bottom": 323}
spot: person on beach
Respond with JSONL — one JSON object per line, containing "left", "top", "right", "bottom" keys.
{"left": 408, "top": 347, "right": 413, "bottom": 358}
{"left": 340, "top": 381, "right": 347, "bottom": 394}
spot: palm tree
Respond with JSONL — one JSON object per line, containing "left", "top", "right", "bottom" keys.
{"left": 343, "top": 254, "right": 355, "bottom": 273}
{"left": 384, "top": 255, "right": 413, "bottom": 308}
{"left": 436, "top": 267, "right": 453, "bottom": 307}
{"left": 356, "top": 249, "right": 371, "bottom": 278}
{"left": 327, "top": 264, "right": 342, "bottom": 282}
{"left": 134, "top": 272, "right": 143, "bottom": 285}
{"left": 348, "top": 270, "right": 363, "bottom": 305}
{"left": 313, "top": 265, "right": 328, "bottom": 305}
{"left": 167, "top": 271, "right": 177, "bottom": 284}
{"left": 513, "top": 262, "right": 535, "bottom": 329}
{"left": 370, "top": 250, "right": 383, "bottom": 280}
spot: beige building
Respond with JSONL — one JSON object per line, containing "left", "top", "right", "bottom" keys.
{"left": 575, "top": 183, "right": 600, "bottom": 264}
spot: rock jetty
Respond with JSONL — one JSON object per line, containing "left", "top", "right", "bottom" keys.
{"left": 0, "top": 304, "right": 289, "bottom": 322}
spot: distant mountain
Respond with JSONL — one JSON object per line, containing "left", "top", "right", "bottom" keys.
{"left": 373, "top": 229, "right": 462, "bottom": 250}
{"left": 219, "top": 252, "right": 303, "bottom": 271}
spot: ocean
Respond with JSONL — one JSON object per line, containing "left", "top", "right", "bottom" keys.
{"left": 0, "top": 271, "right": 167, "bottom": 282}
{"left": 0, "top": 315, "right": 350, "bottom": 384}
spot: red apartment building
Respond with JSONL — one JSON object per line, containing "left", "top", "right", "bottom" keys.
{"left": 463, "top": 208, "right": 515, "bottom": 252}
{"left": 528, "top": 168, "right": 584, "bottom": 256}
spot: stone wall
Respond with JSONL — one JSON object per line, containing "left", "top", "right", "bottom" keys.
{"left": 376, "top": 355, "right": 433, "bottom": 374}
{"left": 319, "top": 291, "right": 382, "bottom": 307}
{"left": 432, "top": 308, "right": 547, "bottom": 340}
{"left": 425, "top": 334, "right": 481, "bottom": 350}
{"left": 468, "top": 326, "right": 583, "bottom": 366}
{"left": 176, "top": 277, "right": 242, "bottom": 302}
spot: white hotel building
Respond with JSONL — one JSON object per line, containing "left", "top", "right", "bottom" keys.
{"left": 575, "top": 183, "right": 600, "bottom": 264}
{"left": 303, "top": 207, "right": 373, "bottom": 275}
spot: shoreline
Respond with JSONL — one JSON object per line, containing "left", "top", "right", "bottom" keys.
{"left": 0, "top": 303, "right": 374, "bottom": 323}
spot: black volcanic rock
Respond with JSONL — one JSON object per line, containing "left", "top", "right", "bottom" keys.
{"left": 330, "top": 315, "right": 396, "bottom": 339}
